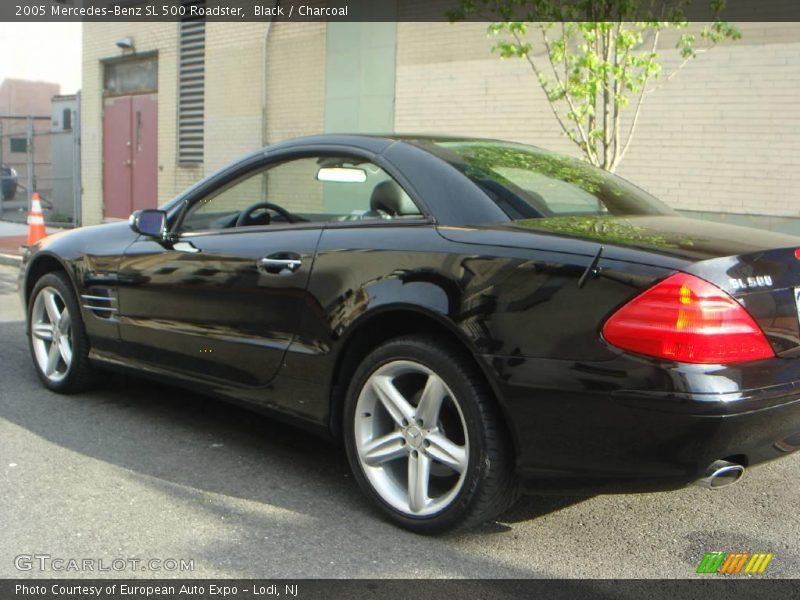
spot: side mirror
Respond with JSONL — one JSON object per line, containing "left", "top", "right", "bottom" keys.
{"left": 129, "top": 209, "right": 167, "bottom": 239}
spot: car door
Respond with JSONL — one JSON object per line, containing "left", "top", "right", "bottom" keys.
{"left": 117, "top": 157, "right": 324, "bottom": 389}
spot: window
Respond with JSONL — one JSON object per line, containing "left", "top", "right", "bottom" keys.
{"left": 103, "top": 57, "right": 158, "bottom": 96}
{"left": 179, "top": 156, "right": 423, "bottom": 232}
{"left": 10, "top": 138, "right": 27, "bottom": 153}
{"left": 62, "top": 108, "right": 72, "bottom": 131}
{"left": 422, "top": 140, "right": 676, "bottom": 219}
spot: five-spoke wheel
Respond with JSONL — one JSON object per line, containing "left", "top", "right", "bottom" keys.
{"left": 344, "top": 335, "right": 519, "bottom": 533}
{"left": 354, "top": 360, "right": 469, "bottom": 517}
{"left": 30, "top": 286, "right": 73, "bottom": 383}
{"left": 28, "top": 272, "right": 101, "bottom": 393}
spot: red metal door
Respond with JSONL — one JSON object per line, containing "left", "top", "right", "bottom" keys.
{"left": 102, "top": 96, "right": 133, "bottom": 219}
{"left": 132, "top": 94, "right": 158, "bottom": 211}
{"left": 103, "top": 93, "right": 158, "bottom": 219}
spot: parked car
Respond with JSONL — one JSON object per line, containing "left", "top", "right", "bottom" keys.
{"left": 1, "top": 165, "right": 17, "bottom": 200}
{"left": 18, "top": 135, "right": 800, "bottom": 533}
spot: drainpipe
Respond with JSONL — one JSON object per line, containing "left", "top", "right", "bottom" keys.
{"left": 72, "top": 94, "right": 82, "bottom": 226}
{"left": 261, "top": 1, "right": 280, "bottom": 147}
{"left": 26, "top": 116, "right": 34, "bottom": 212}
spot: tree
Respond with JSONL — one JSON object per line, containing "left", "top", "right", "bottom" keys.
{"left": 449, "top": 0, "right": 741, "bottom": 172}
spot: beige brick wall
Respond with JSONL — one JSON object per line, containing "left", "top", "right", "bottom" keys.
{"left": 395, "top": 22, "right": 800, "bottom": 218}
{"left": 82, "top": 21, "right": 800, "bottom": 225}
{"left": 204, "top": 23, "right": 269, "bottom": 173}
{"left": 264, "top": 22, "right": 326, "bottom": 144}
{"left": 82, "top": 21, "right": 324, "bottom": 224}
{"left": 81, "top": 23, "right": 270, "bottom": 225}
{"left": 82, "top": 23, "right": 188, "bottom": 225}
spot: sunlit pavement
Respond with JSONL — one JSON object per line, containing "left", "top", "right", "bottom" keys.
{"left": 0, "top": 221, "right": 61, "bottom": 258}
{"left": 0, "top": 264, "right": 798, "bottom": 579}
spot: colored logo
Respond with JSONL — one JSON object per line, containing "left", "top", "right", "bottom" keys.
{"left": 696, "top": 552, "right": 774, "bottom": 575}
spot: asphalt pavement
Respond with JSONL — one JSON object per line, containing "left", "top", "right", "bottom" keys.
{"left": 1, "top": 264, "right": 798, "bottom": 579}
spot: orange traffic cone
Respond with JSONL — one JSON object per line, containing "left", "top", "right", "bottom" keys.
{"left": 27, "top": 192, "right": 47, "bottom": 246}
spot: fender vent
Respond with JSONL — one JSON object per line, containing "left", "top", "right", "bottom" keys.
{"left": 81, "top": 288, "right": 117, "bottom": 319}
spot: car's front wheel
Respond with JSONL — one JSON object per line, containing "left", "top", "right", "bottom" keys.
{"left": 343, "top": 335, "right": 519, "bottom": 533}
{"left": 28, "top": 272, "right": 101, "bottom": 393}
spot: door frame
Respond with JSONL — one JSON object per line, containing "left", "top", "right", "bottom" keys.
{"left": 101, "top": 53, "right": 159, "bottom": 221}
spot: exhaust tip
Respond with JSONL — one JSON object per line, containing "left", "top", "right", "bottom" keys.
{"left": 696, "top": 460, "right": 745, "bottom": 489}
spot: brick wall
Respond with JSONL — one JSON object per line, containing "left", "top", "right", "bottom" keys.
{"left": 82, "top": 22, "right": 800, "bottom": 226}
{"left": 204, "top": 23, "right": 270, "bottom": 173}
{"left": 81, "top": 22, "right": 271, "bottom": 225}
{"left": 81, "top": 23, "right": 187, "bottom": 225}
{"left": 0, "top": 79, "right": 60, "bottom": 116}
{"left": 395, "top": 22, "right": 800, "bottom": 220}
{"left": 264, "top": 21, "right": 327, "bottom": 144}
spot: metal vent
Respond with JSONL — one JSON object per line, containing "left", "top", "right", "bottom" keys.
{"left": 81, "top": 288, "right": 118, "bottom": 319}
{"left": 178, "top": 1, "right": 206, "bottom": 164}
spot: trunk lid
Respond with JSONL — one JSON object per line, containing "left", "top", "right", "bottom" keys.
{"left": 437, "top": 215, "right": 800, "bottom": 357}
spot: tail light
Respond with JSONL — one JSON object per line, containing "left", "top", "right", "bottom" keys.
{"left": 602, "top": 272, "right": 774, "bottom": 364}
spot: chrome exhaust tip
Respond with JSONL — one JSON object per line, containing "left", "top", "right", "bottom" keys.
{"left": 695, "top": 460, "right": 745, "bottom": 489}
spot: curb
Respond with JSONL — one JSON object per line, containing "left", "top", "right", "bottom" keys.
{"left": 0, "top": 253, "right": 22, "bottom": 267}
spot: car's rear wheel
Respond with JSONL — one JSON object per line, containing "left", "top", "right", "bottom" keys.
{"left": 343, "top": 335, "right": 519, "bottom": 533}
{"left": 28, "top": 272, "right": 101, "bottom": 393}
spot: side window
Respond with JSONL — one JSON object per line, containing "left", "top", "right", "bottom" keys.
{"left": 179, "top": 155, "right": 422, "bottom": 232}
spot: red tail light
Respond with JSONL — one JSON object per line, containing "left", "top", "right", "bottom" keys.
{"left": 602, "top": 273, "right": 774, "bottom": 364}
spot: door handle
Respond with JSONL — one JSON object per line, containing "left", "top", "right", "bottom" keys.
{"left": 258, "top": 256, "right": 302, "bottom": 274}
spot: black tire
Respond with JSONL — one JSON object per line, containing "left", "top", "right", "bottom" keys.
{"left": 343, "top": 335, "right": 520, "bottom": 534}
{"left": 27, "top": 271, "right": 103, "bottom": 393}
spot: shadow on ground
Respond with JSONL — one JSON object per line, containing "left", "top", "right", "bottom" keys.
{"left": 0, "top": 320, "right": 594, "bottom": 578}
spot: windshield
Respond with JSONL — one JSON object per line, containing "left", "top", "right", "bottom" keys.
{"left": 419, "top": 140, "right": 677, "bottom": 220}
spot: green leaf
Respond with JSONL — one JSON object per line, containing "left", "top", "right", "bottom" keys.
{"left": 460, "top": 0, "right": 742, "bottom": 170}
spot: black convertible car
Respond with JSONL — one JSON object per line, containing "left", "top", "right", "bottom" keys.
{"left": 19, "top": 135, "right": 800, "bottom": 533}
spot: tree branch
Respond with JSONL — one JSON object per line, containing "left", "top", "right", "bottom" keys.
{"left": 611, "top": 22, "right": 622, "bottom": 172}
{"left": 645, "top": 41, "right": 719, "bottom": 95}
{"left": 506, "top": 29, "right": 581, "bottom": 155}
{"left": 531, "top": 25, "right": 599, "bottom": 165}
{"left": 602, "top": 25, "right": 613, "bottom": 170}
{"left": 618, "top": 27, "right": 661, "bottom": 166}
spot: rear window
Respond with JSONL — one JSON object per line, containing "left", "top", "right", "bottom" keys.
{"left": 420, "top": 140, "right": 676, "bottom": 220}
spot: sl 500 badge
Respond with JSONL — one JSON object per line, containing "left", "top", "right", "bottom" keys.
{"left": 729, "top": 275, "right": 773, "bottom": 290}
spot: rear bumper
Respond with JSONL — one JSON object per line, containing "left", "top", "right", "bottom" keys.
{"left": 481, "top": 354, "right": 800, "bottom": 494}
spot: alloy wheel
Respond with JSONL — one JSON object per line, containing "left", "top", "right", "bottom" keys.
{"left": 30, "top": 286, "right": 74, "bottom": 383}
{"left": 354, "top": 360, "right": 469, "bottom": 517}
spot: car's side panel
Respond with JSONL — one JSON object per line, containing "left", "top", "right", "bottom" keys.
{"left": 279, "top": 224, "right": 674, "bottom": 431}
{"left": 117, "top": 227, "right": 323, "bottom": 388}
{"left": 20, "top": 222, "right": 139, "bottom": 356}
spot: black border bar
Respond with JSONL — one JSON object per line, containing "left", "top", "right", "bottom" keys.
{"left": 3, "top": 579, "right": 800, "bottom": 600}
{"left": 3, "top": 0, "right": 800, "bottom": 22}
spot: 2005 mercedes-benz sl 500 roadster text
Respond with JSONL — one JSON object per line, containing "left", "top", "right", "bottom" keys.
{"left": 19, "top": 135, "right": 800, "bottom": 533}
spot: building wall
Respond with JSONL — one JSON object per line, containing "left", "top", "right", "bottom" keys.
{"left": 82, "top": 21, "right": 800, "bottom": 228}
{"left": 324, "top": 21, "right": 397, "bottom": 134}
{"left": 395, "top": 22, "right": 800, "bottom": 225}
{"left": 204, "top": 23, "right": 269, "bottom": 173}
{"left": 0, "top": 115, "right": 52, "bottom": 199}
{"left": 264, "top": 21, "right": 327, "bottom": 144}
{"left": 81, "top": 23, "right": 272, "bottom": 225}
{"left": 262, "top": 21, "right": 328, "bottom": 213}
{"left": 0, "top": 80, "right": 58, "bottom": 212}
{"left": 82, "top": 23, "right": 182, "bottom": 225}
{"left": 0, "top": 79, "right": 59, "bottom": 116}
{"left": 50, "top": 96, "right": 79, "bottom": 222}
